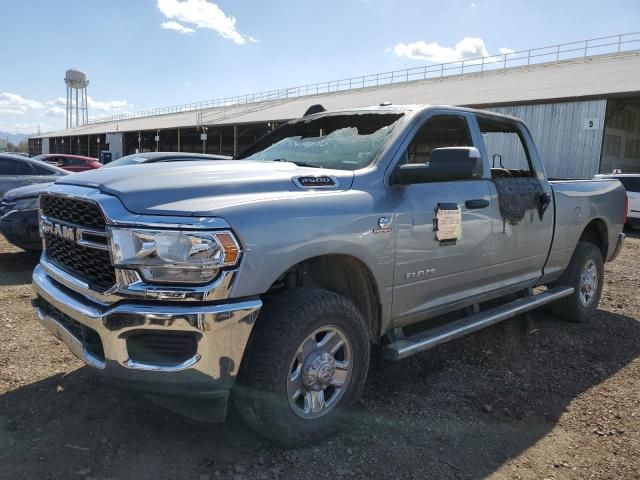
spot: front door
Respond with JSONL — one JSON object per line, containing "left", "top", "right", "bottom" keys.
{"left": 392, "top": 113, "right": 492, "bottom": 321}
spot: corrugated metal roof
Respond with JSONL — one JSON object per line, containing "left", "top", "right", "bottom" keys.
{"left": 36, "top": 52, "right": 640, "bottom": 138}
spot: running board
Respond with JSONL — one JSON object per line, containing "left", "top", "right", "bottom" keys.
{"left": 384, "top": 286, "right": 574, "bottom": 361}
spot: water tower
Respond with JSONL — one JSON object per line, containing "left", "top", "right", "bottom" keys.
{"left": 65, "top": 69, "right": 89, "bottom": 128}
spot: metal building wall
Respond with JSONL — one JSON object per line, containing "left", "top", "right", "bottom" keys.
{"left": 487, "top": 100, "right": 607, "bottom": 178}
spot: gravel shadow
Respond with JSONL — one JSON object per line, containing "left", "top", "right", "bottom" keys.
{"left": 0, "top": 250, "right": 39, "bottom": 286}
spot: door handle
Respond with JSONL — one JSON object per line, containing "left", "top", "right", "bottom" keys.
{"left": 465, "top": 199, "right": 490, "bottom": 209}
{"left": 538, "top": 192, "right": 552, "bottom": 220}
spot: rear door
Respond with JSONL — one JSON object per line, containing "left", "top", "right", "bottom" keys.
{"left": 63, "top": 156, "right": 89, "bottom": 172}
{"left": 391, "top": 112, "right": 493, "bottom": 321}
{"left": 475, "top": 114, "right": 554, "bottom": 292}
{"left": 57, "top": 156, "right": 74, "bottom": 171}
{"left": 0, "top": 158, "right": 19, "bottom": 196}
{"left": 28, "top": 161, "right": 63, "bottom": 184}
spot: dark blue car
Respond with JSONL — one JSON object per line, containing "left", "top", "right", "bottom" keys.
{"left": 0, "top": 182, "right": 54, "bottom": 251}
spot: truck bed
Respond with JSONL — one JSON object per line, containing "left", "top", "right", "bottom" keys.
{"left": 543, "top": 178, "right": 626, "bottom": 281}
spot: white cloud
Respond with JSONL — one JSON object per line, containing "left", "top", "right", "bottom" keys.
{"left": 45, "top": 96, "right": 132, "bottom": 114}
{"left": 392, "top": 37, "right": 491, "bottom": 62}
{"left": 0, "top": 121, "right": 53, "bottom": 135}
{"left": 87, "top": 97, "right": 132, "bottom": 113}
{"left": 390, "top": 37, "right": 517, "bottom": 67}
{"left": 161, "top": 21, "right": 195, "bottom": 34}
{"left": 1, "top": 92, "right": 133, "bottom": 133}
{"left": 0, "top": 92, "right": 43, "bottom": 115}
{"left": 156, "top": 0, "right": 253, "bottom": 44}
{"left": 44, "top": 105, "right": 66, "bottom": 118}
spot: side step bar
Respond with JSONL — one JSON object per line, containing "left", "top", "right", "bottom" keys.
{"left": 384, "top": 286, "right": 574, "bottom": 361}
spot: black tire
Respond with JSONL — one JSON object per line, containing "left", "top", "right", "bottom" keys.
{"left": 234, "top": 288, "right": 370, "bottom": 447}
{"left": 551, "top": 241, "right": 604, "bottom": 323}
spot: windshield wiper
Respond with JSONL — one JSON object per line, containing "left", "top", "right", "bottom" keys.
{"left": 270, "top": 158, "right": 323, "bottom": 169}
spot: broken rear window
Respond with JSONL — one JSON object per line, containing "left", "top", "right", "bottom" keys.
{"left": 238, "top": 113, "right": 404, "bottom": 171}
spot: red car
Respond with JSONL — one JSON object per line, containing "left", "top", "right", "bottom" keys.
{"left": 32, "top": 154, "right": 102, "bottom": 172}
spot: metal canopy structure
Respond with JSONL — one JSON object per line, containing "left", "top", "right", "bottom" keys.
{"left": 28, "top": 33, "right": 640, "bottom": 179}
{"left": 34, "top": 35, "right": 640, "bottom": 140}
{"left": 87, "top": 32, "right": 640, "bottom": 126}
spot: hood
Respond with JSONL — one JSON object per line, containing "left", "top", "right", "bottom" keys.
{"left": 3, "top": 182, "right": 54, "bottom": 201}
{"left": 57, "top": 160, "right": 355, "bottom": 216}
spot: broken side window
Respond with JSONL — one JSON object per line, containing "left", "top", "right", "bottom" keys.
{"left": 477, "top": 116, "right": 535, "bottom": 179}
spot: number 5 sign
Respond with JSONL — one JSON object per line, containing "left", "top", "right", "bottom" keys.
{"left": 583, "top": 118, "right": 600, "bottom": 130}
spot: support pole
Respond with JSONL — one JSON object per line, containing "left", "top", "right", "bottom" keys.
{"left": 177, "top": 129, "right": 181, "bottom": 152}
{"left": 75, "top": 89, "right": 79, "bottom": 127}
{"left": 66, "top": 87, "right": 70, "bottom": 129}
{"left": 201, "top": 127, "right": 208, "bottom": 153}
{"left": 233, "top": 125, "right": 238, "bottom": 157}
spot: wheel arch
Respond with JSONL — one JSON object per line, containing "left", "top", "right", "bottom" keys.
{"left": 264, "top": 254, "right": 382, "bottom": 343}
{"left": 579, "top": 218, "right": 608, "bottom": 259}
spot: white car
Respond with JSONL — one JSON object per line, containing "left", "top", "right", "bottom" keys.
{"left": 597, "top": 174, "right": 640, "bottom": 229}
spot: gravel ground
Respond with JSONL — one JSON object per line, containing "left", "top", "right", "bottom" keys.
{"left": 1, "top": 232, "right": 639, "bottom": 480}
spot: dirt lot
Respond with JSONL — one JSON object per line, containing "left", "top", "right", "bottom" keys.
{"left": 1, "top": 233, "right": 639, "bottom": 480}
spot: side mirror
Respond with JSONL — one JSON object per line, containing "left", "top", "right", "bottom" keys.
{"left": 391, "top": 147, "right": 483, "bottom": 185}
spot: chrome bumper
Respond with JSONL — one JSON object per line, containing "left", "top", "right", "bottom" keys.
{"left": 32, "top": 264, "right": 261, "bottom": 397}
{"left": 609, "top": 233, "right": 625, "bottom": 262}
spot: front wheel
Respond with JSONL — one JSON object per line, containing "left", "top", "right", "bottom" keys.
{"left": 234, "top": 288, "right": 370, "bottom": 447}
{"left": 552, "top": 241, "right": 604, "bottom": 322}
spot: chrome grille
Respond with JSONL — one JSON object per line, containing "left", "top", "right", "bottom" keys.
{"left": 43, "top": 233, "right": 115, "bottom": 290}
{"left": 40, "top": 195, "right": 115, "bottom": 291}
{"left": 41, "top": 194, "right": 106, "bottom": 230}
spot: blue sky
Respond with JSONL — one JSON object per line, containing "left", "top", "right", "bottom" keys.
{"left": 0, "top": 0, "right": 638, "bottom": 133}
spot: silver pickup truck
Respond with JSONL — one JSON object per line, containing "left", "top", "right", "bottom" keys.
{"left": 31, "top": 105, "right": 626, "bottom": 446}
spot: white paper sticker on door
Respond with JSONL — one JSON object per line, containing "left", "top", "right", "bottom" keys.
{"left": 436, "top": 205, "right": 462, "bottom": 242}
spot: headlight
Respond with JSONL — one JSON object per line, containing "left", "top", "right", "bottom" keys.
{"left": 110, "top": 228, "right": 240, "bottom": 285}
{"left": 14, "top": 197, "right": 40, "bottom": 211}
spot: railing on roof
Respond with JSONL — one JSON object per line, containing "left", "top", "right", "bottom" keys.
{"left": 88, "top": 32, "right": 640, "bottom": 125}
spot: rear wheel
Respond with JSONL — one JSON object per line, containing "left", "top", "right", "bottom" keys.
{"left": 552, "top": 241, "right": 604, "bottom": 322}
{"left": 234, "top": 288, "right": 370, "bottom": 447}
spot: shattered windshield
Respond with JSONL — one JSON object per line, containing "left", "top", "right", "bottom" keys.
{"left": 239, "top": 113, "right": 404, "bottom": 171}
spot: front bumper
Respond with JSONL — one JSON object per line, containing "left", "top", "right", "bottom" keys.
{"left": 33, "top": 265, "right": 261, "bottom": 408}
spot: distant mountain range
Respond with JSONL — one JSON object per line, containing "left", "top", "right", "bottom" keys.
{"left": 0, "top": 131, "right": 31, "bottom": 145}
